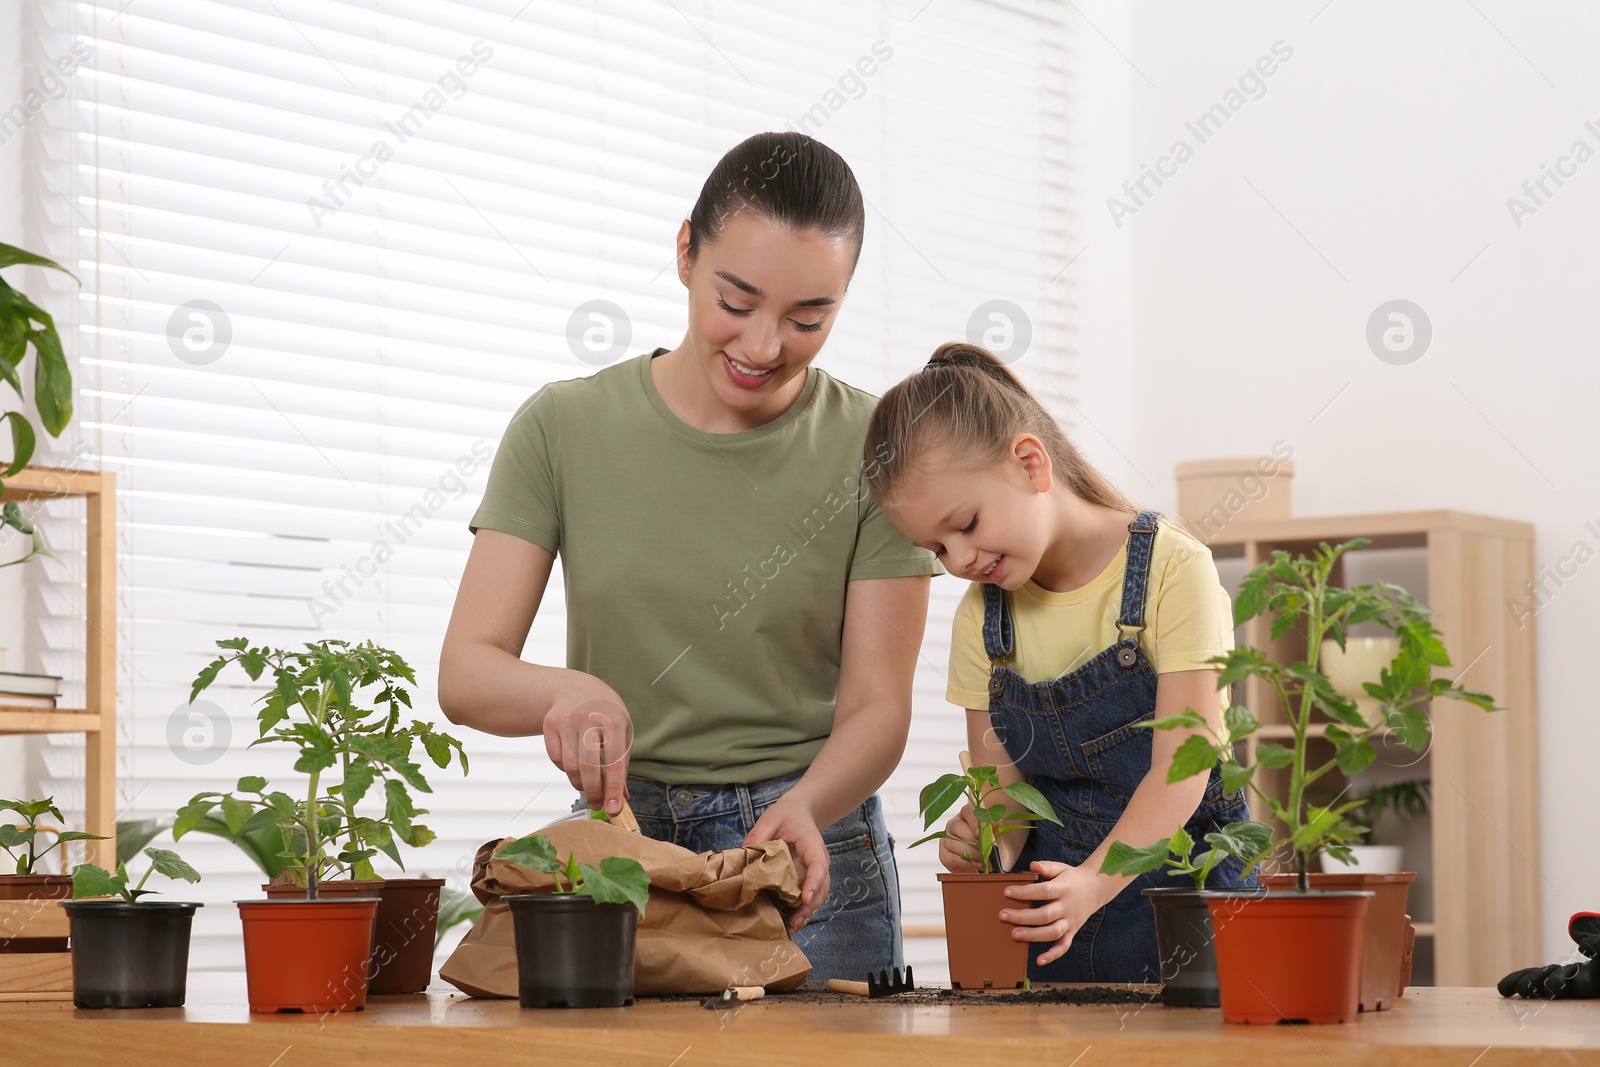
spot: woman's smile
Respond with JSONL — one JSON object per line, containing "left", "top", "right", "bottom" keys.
{"left": 721, "top": 351, "right": 779, "bottom": 390}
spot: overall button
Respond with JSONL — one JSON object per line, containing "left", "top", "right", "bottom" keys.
{"left": 988, "top": 672, "right": 1004, "bottom": 698}
{"left": 1117, "top": 646, "right": 1138, "bottom": 668}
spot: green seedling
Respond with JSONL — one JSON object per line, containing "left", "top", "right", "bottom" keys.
{"left": 494, "top": 833, "right": 650, "bottom": 916}
{"left": 175, "top": 638, "right": 468, "bottom": 895}
{"left": 911, "top": 764, "right": 1061, "bottom": 874}
{"left": 0, "top": 797, "right": 105, "bottom": 875}
{"left": 70, "top": 847, "right": 199, "bottom": 902}
{"left": 1101, "top": 820, "right": 1274, "bottom": 889}
{"left": 1138, "top": 539, "right": 1496, "bottom": 891}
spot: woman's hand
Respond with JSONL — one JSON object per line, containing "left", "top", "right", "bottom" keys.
{"left": 745, "top": 802, "right": 830, "bottom": 934}
{"left": 541, "top": 677, "right": 633, "bottom": 816}
{"left": 938, "top": 802, "right": 983, "bottom": 873}
{"left": 1000, "top": 859, "right": 1108, "bottom": 967}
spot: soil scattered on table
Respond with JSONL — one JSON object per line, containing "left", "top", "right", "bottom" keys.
{"left": 689, "top": 984, "right": 1159, "bottom": 1009}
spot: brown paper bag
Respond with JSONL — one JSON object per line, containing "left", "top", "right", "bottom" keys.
{"left": 439, "top": 818, "right": 812, "bottom": 997}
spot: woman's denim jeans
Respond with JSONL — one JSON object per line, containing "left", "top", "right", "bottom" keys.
{"left": 622, "top": 770, "right": 903, "bottom": 982}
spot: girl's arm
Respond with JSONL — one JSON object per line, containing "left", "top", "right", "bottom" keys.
{"left": 744, "top": 574, "right": 930, "bottom": 931}
{"left": 1000, "top": 668, "right": 1221, "bottom": 966}
{"left": 438, "top": 529, "right": 633, "bottom": 815}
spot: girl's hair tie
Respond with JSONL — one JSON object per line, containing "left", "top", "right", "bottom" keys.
{"left": 923, "top": 357, "right": 952, "bottom": 370}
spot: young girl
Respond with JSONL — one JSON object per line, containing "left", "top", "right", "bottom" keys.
{"left": 864, "top": 341, "right": 1256, "bottom": 983}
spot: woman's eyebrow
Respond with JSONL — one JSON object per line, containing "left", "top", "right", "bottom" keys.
{"left": 714, "top": 270, "right": 836, "bottom": 308}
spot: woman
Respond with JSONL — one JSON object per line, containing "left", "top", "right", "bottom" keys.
{"left": 438, "top": 132, "right": 939, "bottom": 979}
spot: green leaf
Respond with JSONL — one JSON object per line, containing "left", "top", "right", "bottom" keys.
{"left": 421, "top": 731, "right": 452, "bottom": 768}
{"left": 27, "top": 316, "right": 71, "bottom": 438}
{"left": 403, "top": 824, "right": 434, "bottom": 850}
{"left": 1254, "top": 743, "right": 1294, "bottom": 769}
{"left": 0, "top": 411, "right": 35, "bottom": 476}
{"left": 240, "top": 649, "right": 268, "bottom": 681}
{"left": 220, "top": 795, "right": 253, "bottom": 836}
{"left": 998, "top": 781, "right": 1061, "bottom": 826}
{"left": 1388, "top": 704, "right": 1432, "bottom": 753}
{"left": 384, "top": 779, "right": 415, "bottom": 840}
{"left": 340, "top": 761, "right": 376, "bottom": 808}
{"left": 1233, "top": 568, "right": 1271, "bottom": 626}
{"left": 0, "top": 242, "right": 79, "bottom": 279}
{"left": 71, "top": 862, "right": 125, "bottom": 900}
{"left": 580, "top": 856, "right": 650, "bottom": 915}
{"left": 1204, "top": 821, "right": 1273, "bottom": 861}
{"left": 1099, "top": 837, "right": 1173, "bottom": 877}
{"left": 1334, "top": 738, "right": 1377, "bottom": 775}
{"left": 1143, "top": 708, "right": 1209, "bottom": 732}
{"left": 237, "top": 775, "right": 268, "bottom": 794}
{"left": 146, "top": 848, "right": 200, "bottom": 884}
{"left": 189, "top": 657, "right": 228, "bottom": 703}
{"left": 918, "top": 773, "right": 970, "bottom": 829}
{"left": 1222, "top": 703, "right": 1259, "bottom": 740}
{"left": 494, "top": 833, "right": 562, "bottom": 875}
{"left": 1167, "top": 824, "right": 1194, "bottom": 863}
{"left": 172, "top": 798, "right": 217, "bottom": 840}
{"left": 1221, "top": 761, "right": 1255, "bottom": 794}
{"left": 1167, "top": 735, "right": 1222, "bottom": 783}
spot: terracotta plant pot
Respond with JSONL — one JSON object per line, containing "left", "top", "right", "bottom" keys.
{"left": 1206, "top": 889, "right": 1371, "bottom": 1024}
{"left": 0, "top": 874, "right": 74, "bottom": 954}
{"left": 261, "top": 877, "right": 445, "bottom": 994}
{"left": 237, "top": 898, "right": 380, "bottom": 1013}
{"left": 61, "top": 900, "right": 201, "bottom": 1008}
{"left": 1143, "top": 887, "right": 1221, "bottom": 1007}
{"left": 937, "top": 872, "right": 1038, "bottom": 990}
{"left": 505, "top": 893, "right": 637, "bottom": 1008}
{"left": 1263, "top": 871, "right": 1415, "bottom": 1011}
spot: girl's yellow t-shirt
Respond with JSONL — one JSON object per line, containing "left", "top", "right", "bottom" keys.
{"left": 946, "top": 518, "right": 1234, "bottom": 709}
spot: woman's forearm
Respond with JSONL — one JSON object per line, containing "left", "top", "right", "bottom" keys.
{"left": 438, "top": 637, "right": 608, "bottom": 737}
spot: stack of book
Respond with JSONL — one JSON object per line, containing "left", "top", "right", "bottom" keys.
{"left": 0, "top": 670, "right": 63, "bottom": 709}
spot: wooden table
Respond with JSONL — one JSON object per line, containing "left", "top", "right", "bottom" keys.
{"left": 5, "top": 976, "right": 1598, "bottom": 1066}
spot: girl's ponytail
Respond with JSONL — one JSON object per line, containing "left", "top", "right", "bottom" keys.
{"left": 865, "top": 342, "right": 1135, "bottom": 514}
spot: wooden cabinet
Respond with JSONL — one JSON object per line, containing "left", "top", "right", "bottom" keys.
{"left": 1206, "top": 510, "right": 1538, "bottom": 988}
{"left": 0, "top": 466, "right": 117, "bottom": 868}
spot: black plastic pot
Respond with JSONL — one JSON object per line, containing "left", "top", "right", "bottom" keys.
{"left": 61, "top": 900, "right": 202, "bottom": 1008}
{"left": 504, "top": 893, "right": 636, "bottom": 1008}
{"left": 1144, "top": 887, "right": 1223, "bottom": 1007}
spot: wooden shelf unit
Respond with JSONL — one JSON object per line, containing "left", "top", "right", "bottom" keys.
{"left": 1205, "top": 510, "right": 1538, "bottom": 989}
{"left": 0, "top": 466, "right": 117, "bottom": 868}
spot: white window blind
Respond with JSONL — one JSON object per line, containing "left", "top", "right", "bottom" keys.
{"left": 22, "top": 0, "right": 1069, "bottom": 980}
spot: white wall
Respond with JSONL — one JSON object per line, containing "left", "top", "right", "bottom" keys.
{"left": 1113, "top": 0, "right": 1596, "bottom": 960}
{"left": 0, "top": 0, "right": 30, "bottom": 794}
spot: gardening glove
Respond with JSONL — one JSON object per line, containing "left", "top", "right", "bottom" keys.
{"left": 1498, "top": 913, "right": 1600, "bottom": 999}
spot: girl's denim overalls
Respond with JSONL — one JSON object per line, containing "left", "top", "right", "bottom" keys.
{"left": 982, "top": 510, "right": 1256, "bottom": 983}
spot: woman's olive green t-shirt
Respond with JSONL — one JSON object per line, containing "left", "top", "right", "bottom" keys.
{"left": 470, "top": 351, "right": 942, "bottom": 784}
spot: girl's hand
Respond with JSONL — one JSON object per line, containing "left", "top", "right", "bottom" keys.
{"left": 1000, "top": 859, "right": 1106, "bottom": 967}
{"left": 938, "top": 802, "right": 983, "bottom": 873}
{"left": 542, "top": 678, "right": 633, "bottom": 816}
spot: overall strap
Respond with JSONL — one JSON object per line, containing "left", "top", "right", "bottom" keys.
{"left": 1115, "top": 510, "right": 1162, "bottom": 665}
{"left": 981, "top": 582, "right": 1015, "bottom": 661}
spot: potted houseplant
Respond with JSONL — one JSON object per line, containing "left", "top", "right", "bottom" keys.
{"left": 176, "top": 637, "right": 467, "bottom": 997}
{"left": 493, "top": 829, "right": 651, "bottom": 1008}
{"left": 1100, "top": 819, "right": 1273, "bottom": 1007}
{"left": 1, "top": 797, "right": 105, "bottom": 954}
{"left": 62, "top": 843, "right": 202, "bottom": 1008}
{"left": 1320, "top": 779, "right": 1429, "bottom": 875}
{"left": 1, "top": 242, "right": 76, "bottom": 568}
{"left": 1147, "top": 539, "right": 1495, "bottom": 1023}
{"left": 912, "top": 762, "right": 1061, "bottom": 989}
